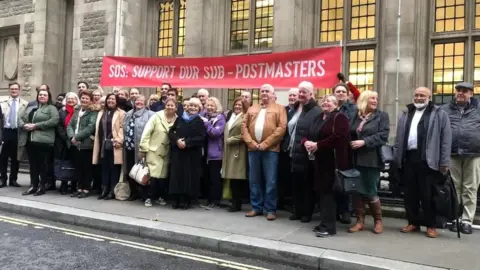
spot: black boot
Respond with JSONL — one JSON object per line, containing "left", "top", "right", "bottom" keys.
{"left": 104, "top": 191, "right": 115, "bottom": 200}
{"left": 45, "top": 181, "right": 56, "bottom": 191}
{"left": 97, "top": 186, "right": 108, "bottom": 200}
{"left": 0, "top": 179, "right": 6, "bottom": 188}
{"left": 34, "top": 184, "right": 46, "bottom": 196}
{"left": 8, "top": 180, "right": 21, "bottom": 187}
{"left": 22, "top": 186, "right": 37, "bottom": 196}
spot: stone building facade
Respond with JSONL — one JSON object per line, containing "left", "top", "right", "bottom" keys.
{"left": 0, "top": 0, "right": 479, "bottom": 131}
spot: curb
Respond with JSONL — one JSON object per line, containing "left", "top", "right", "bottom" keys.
{"left": 0, "top": 196, "right": 448, "bottom": 270}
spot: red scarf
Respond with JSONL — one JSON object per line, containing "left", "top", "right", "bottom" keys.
{"left": 64, "top": 105, "right": 75, "bottom": 128}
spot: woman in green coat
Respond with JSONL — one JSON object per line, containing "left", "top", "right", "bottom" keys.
{"left": 19, "top": 89, "right": 59, "bottom": 196}
{"left": 67, "top": 91, "right": 100, "bottom": 198}
{"left": 221, "top": 97, "right": 249, "bottom": 212}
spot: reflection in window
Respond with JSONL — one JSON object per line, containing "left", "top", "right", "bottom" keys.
{"left": 476, "top": 0, "right": 480, "bottom": 29}
{"left": 158, "top": 1, "right": 174, "bottom": 56}
{"left": 315, "top": 89, "right": 333, "bottom": 100}
{"left": 227, "top": 88, "right": 260, "bottom": 109}
{"left": 474, "top": 41, "right": 480, "bottom": 94}
{"left": 348, "top": 49, "right": 375, "bottom": 91}
{"left": 434, "top": 0, "right": 465, "bottom": 33}
{"left": 320, "top": 0, "right": 344, "bottom": 43}
{"left": 433, "top": 42, "right": 464, "bottom": 104}
{"left": 350, "top": 0, "right": 375, "bottom": 40}
{"left": 177, "top": 0, "right": 186, "bottom": 55}
{"left": 230, "top": 0, "right": 250, "bottom": 50}
{"left": 254, "top": 0, "right": 274, "bottom": 49}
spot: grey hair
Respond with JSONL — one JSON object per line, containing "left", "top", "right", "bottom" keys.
{"left": 298, "top": 81, "right": 314, "bottom": 94}
{"left": 323, "top": 94, "right": 339, "bottom": 106}
{"left": 288, "top": 88, "right": 299, "bottom": 95}
{"left": 62, "top": 92, "right": 80, "bottom": 106}
{"left": 260, "top": 84, "right": 275, "bottom": 92}
{"left": 197, "top": 88, "right": 209, "bottom": 97}
{"left": 207, "top": 97, "right": 223, "bottom": 113}
{"left": 189, "top": 97, "right": 203, "bottom": 110}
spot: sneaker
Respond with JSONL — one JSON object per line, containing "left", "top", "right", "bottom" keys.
{"left": 145, "top": 199, "right": 152, "bottom": 207}
{"left": 156, "top": 197, "right": 167, "bottom": 206}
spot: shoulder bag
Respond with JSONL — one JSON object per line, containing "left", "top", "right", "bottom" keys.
{"left": 114, "top": 166, "right": 131, "bottom": 200}
{"left": 129, "top": 158, "right": 150, "bottom": 186}
{"left": 330, "top": 113, "right": 362, "bottom": 193}
{"left": 54, "top": 147, "right": 75, "bottom": 182}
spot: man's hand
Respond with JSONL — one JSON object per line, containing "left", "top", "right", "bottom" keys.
{"left": 337, "top": 72, "right": 346, "bottom": 82}
{"left": 439, "top": 166, "right": 449, "bottom": 174}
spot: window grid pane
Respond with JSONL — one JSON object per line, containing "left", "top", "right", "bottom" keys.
{"left": 253, "top": 0, "right": 274, "bottom": 49}
{"left": 158, "top": 1, "right": 174, "bottom": 56}
{"left": 230, "top": 0, "right": 250, "bottom": 50}
{"left": 432, "top": 42, "right": 465, "bottom": 104}
{"left": 434, "top": 0, "right": 465, "bottom": 33}
{"left": 315, "top": 89, "right": 333, "bottom": 101}
{"left": 319, "top": 0, "right": 344, "bottom": 43}
{"left": 227, "top": 88, "right": 260, "bottom": 108}
{"left": 476, "top": 0, "right": 480, "bottom": 29}
{"left": 350, "top": 0, "right": 375, "bottom": 40}
{"left": 177, "top": 0, "right": 186, "bottom": 55}
{"left": 348, "top": 49, "right": 375, "bottom": 92}
{"left": 474, "top": 41, "right": 480, "bottom": 95}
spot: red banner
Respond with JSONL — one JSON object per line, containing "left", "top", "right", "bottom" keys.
{"left": 100, "top": 47, "right": 342, "bottom": 89}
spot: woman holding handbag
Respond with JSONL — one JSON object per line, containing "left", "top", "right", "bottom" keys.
{"left": 348, "top": 90, "right": 390, "bottom": 234}
{"left": 139, "top": 98, "right": 178, "bottom": 207}
{"left": 67, "top": 91, "right": 99, "bottom": 198}
{"left": 304, "top": 95, "right": 351, "bottom": 237}
{"left": 123, "top": 95, "right": 154, "bottom": 201}
{"left": 92, "top": 93, "right": 126, "bottom": 200}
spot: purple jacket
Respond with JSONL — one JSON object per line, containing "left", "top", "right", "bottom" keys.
{"left": 204, "top": 113, "right": 226, "bottom": 161}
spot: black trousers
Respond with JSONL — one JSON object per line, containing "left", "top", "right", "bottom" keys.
{"left": 101, "top": 150, "right": 121, "bottom": 191}
{"left": 403, "top": 150, "right": 438, "bottom": 228}
{"left": 230, "top": 179, "right": 249, "bottom": 205}
{"left": 45, "top": 149, "right": 55, "bottom": 186}
{"left": 319, "top": 193, "right": 337, "bottom": 233}
{"left": 26, "top": 143, "right": 52, "bottom": 188}
{"left": 92, "top": 165, "right": 102, "bottom": 192}
{"left": 71, "top": 148, "right": 93, "bottom": 190}
{"left": 335, "top": 192, "right": 351, "bottom": 215}
{"left": 125, "top": 150, "right": 140, "bottom": 197}
{"left": 208, "top": 160, "right": 222, "bottom": 204}
{"left": 0, "top": 129, "right": 19, "bottom": 182}
{"left": 143, "top": 177, "right": 168, "bottom": 200}
{"left": 292, "top": 171, "right": 315, "bottom": 218}
{"left": 277, "top": 151, "right": 292, "bottom": 207}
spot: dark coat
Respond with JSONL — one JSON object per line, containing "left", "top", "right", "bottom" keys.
{"left": 291, "top": 99, "right": 322, "bottom": 172}
{"left": 150, "top": 99, "right": 184, "bottom": 116}
{"left": 168, "top": 116, "right": 206, "bottom": 196}
{"left": 54, "top": 108, "right": 69, "bottom": 159}
{"left": 351, "top": 110, "right": 390, "bottom": 168}
{"left": 308, "top": 111, "right": 350, "bottom": 194}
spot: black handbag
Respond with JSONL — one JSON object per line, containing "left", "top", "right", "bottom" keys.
{"left": 54, "top": 159, "right": 75, "bottom": 182}
{"left": 330, "top": 114, "right": 362, "bottom": 193}
{"left": 380, "top": 144, "right": 394, "bottom": 163}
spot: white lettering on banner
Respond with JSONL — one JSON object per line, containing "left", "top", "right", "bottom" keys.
{"left": 235, "top": 60, "right": 326, "bottom": 79}
{"left": 131, "top": 65, "right": 176, "bottom": 79}
{"left": 204, "top": 66, "right": 225, "bottom": 79}
{"left": 179, "top": 66, "right": 200, "bottom": 79}
{"left": 108, "top": 65, "right": 127, "bottom": 78}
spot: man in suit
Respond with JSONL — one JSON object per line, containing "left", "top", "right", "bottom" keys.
{"left": 0, "top": 82, "right": 28, "bottom": 187}
{"left": 150, "top": 83, "right": 172, "bottom": 112}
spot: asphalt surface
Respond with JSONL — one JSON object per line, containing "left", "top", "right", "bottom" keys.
{"left": 0, "top": 211, "right": 304, "bottom": 270}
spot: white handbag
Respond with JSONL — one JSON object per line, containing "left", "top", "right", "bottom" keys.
{"left": 129, "top": 159, "right": 150, "bottom": 186}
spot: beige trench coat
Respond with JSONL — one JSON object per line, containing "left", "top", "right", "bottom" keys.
{"left": 221, "top": 113, "right": 247, "bottom": 180}
{"left": 139, "top": 110, "right": 176, "bottom": 179}
{"left": 92, "top": 109, "right": 125, "bottom": 165}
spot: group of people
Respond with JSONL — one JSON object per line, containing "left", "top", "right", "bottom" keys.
{"left": 0, "top": 73, "right": 478, "bottom": 239}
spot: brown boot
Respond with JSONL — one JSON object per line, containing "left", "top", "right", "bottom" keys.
{"left": 369, "top": 199, "right": 383, "bottom": 234}
{"left": 348, "top": 196, "right": 366, "bottom": 233}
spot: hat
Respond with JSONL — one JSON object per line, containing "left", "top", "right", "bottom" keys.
{"left": 455, "top": 82, "right": 474, "bottom": 91}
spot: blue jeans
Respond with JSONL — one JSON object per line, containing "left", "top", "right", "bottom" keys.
{"left": 248, "top": 151, "right": 279, "bottom": 214}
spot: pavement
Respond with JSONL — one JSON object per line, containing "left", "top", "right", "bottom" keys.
{"left": 0, "top": 174, "right": 477, "bottom": 270}
{"left": 0, "top": 210, "right": 296, "bottom": 270}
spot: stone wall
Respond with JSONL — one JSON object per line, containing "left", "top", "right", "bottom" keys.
{"left": 81, "top": 11, "right": 107, "bottom": 50}
{"left": 0, "top": 0, "right": 35, "bottom": 18}
{"left": 77, "top": 57, "right": 103, "bottom": 90}
{"left": 23, "top": 22, "right": 34, "bottom": 57}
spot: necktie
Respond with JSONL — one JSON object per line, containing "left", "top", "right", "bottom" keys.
{"left": 9, "top": 99, "right": 16, "bottom": 129}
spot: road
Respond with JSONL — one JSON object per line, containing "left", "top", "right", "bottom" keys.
{"left": 0, "top": 211, "right": 303, "bottom": 270}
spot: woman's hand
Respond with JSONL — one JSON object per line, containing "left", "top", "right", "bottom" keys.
{"left": 113, "top": 139, "right": 122, "bottom": 149}
{"left": 304, "top": 141, "right": 318, "bottom": 152}
{"left": 71, "top": 138, "right": 78, "bottom": 145}
{"left": 140, "top": 152, "right": 146, "bottom": 159}
{"left": 350, "top": 140, "right": 365, "bottom": 149}
{"left": 200, "top": 117, "right": 208, "bottom": 123}
{"left": 177, "top": 139, "right": 186, "bottom": 149}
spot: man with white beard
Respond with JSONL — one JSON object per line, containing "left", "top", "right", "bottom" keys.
{"left": 393, "top": 87, "right": 451, "bottom": 238}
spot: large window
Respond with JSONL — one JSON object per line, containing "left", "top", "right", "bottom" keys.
{"left": 434, "top": 0, "right": 465, "bottom": 33}
{"left": 229, "top": 0, "right": 274, "bottom": 51}
{"left": 158, "top": 0, "right": 186, "bottom": 57}
{"left": 431, "top": 0, "right": 479, "bottom": 103}
{"left": 317, "top": 1, "right": 377, "bottom": 92}
{"left": 227, "top": 89, "right": 260, "bottom": 109}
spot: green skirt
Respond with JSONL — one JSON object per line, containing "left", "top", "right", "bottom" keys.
{"left": 357, "top": 166, "right": 380, "bottom": 197}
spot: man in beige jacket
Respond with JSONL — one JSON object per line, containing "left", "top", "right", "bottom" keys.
{"left": 242, "top": 84, "right": 287, "bottom": 221}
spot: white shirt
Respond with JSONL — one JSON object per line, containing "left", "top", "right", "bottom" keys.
{"left": 5, "top": 97, "right": 20, "bottom": 128}
{"left": 407, "top": 109, "right": 426, "bottom": 150}
{"left": 75, "top": 109, "right": 87, "bottom": 134}
{"left": 254, "top": 108, "right": 267, "bottom": 142}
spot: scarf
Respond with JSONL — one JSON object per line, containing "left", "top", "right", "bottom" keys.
{"left": 182, "top": 111, "right": 199, "bottom": 123}
{"left": 64, "top": 105, "right": 75, "bottom": 128}
{"left": 228, "top": 112, "right": 242, "bottom": 130}
{"left": 356, "top": 112, "right": 372, "bottom": 133}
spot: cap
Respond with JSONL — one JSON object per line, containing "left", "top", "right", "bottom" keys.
{"left": 455, "top": 82, "right": 474, "bottom": 91}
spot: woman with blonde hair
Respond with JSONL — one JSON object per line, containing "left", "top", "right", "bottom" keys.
{"left": 201, "top": 97, "right": 226, "bottom": 208}
{"left": 348, "top": 90, "right": 389, "bottom": 234}
{"left": 147, "top": 94, "right": 160, "bottom": 109}
{"left": 168, "top": 97, "right": 206, "bottom": 209}
{"left": 140, "top": 98, "right": 178, "bottom": 207}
